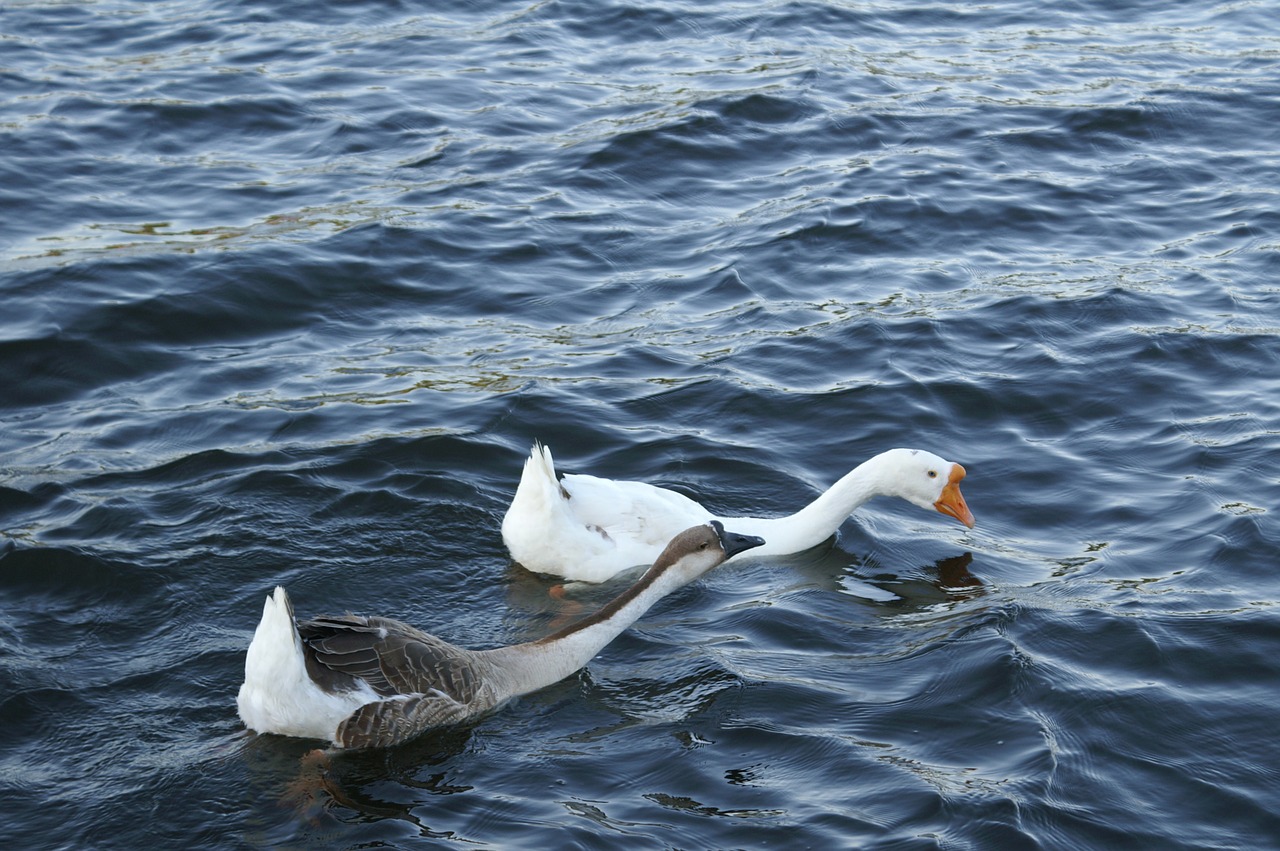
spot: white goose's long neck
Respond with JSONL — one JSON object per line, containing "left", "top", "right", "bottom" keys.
{"left": 724, "top": 454, "right": 890, "bottom": 555}
{"left": 479, "top": 563, "right": 692, "bottom": 697}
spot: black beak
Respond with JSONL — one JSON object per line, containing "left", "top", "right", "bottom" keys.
{"left": 710, "top": 520, "right": 766, "bottom": 560}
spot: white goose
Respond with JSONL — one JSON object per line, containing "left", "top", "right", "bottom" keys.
{"left": 237, "top": 522, "right": 765, "bottom": 749}
{"left": 502, "top": 443, "right": 975, "bottom": 582}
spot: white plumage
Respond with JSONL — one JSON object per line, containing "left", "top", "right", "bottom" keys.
{"left": 501, "top": 443, "right": 975, "bottom": 582}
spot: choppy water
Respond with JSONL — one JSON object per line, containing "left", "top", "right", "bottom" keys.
{"left": 3, "top": 0, "right": 1279, "bottom": 847}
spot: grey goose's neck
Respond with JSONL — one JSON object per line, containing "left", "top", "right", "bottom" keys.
{"left": 478, "top": 558, "right": 689, "bottom": 696}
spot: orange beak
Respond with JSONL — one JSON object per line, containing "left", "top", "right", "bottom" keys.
{"left": 934, "top": 463, "right": 975, "bottom": 529}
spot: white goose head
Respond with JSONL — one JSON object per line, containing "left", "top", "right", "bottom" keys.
{"left": 876, "top": 448, "right": 976, "bottom": 528}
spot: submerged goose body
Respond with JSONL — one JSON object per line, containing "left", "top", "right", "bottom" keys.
{"left": 237, "top": 522, "right": 765, "bottom": 749}
{"left": 502, "top": 443, "right": 975, "bottom": 582}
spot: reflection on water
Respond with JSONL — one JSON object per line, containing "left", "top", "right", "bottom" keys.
{"left": 248, "top": 725, "right": 478, "bottom": 831}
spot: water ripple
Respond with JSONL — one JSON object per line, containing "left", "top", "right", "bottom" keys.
{"left": 4, "top": 0, "right": 1280, "bottom": 847}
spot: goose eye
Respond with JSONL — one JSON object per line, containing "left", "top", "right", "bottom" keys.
{"left": 927, "top": 470, "right": 938, "bottom": 479}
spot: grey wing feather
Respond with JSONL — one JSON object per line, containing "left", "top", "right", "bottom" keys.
{"left": 298, "top": 614, "right": 482, "bottom": 706}
{"left": 336, "top": 691, "right": 475, "bottom": 749}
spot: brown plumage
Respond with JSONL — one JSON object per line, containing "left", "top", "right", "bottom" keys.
{"left": 297, "top": 616, "right": 486, "bottom": 749}
{"left": 237, "top": 522, "right": 766, "bottom": 749}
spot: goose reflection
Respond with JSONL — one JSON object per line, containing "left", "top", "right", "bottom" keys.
{"left": 755, "top": 538, "right": 985, "bottom": 612}
{"left": 255, "top": 726, "right": 476, "bottom": 825}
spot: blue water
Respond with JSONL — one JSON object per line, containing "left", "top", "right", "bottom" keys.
{"left": 3, "top": 0, "right": 1279, "bottom": 847}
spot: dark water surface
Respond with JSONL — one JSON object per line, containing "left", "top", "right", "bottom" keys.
{"left": 3, "top": 0, "right": 1279, "bottom": 847}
